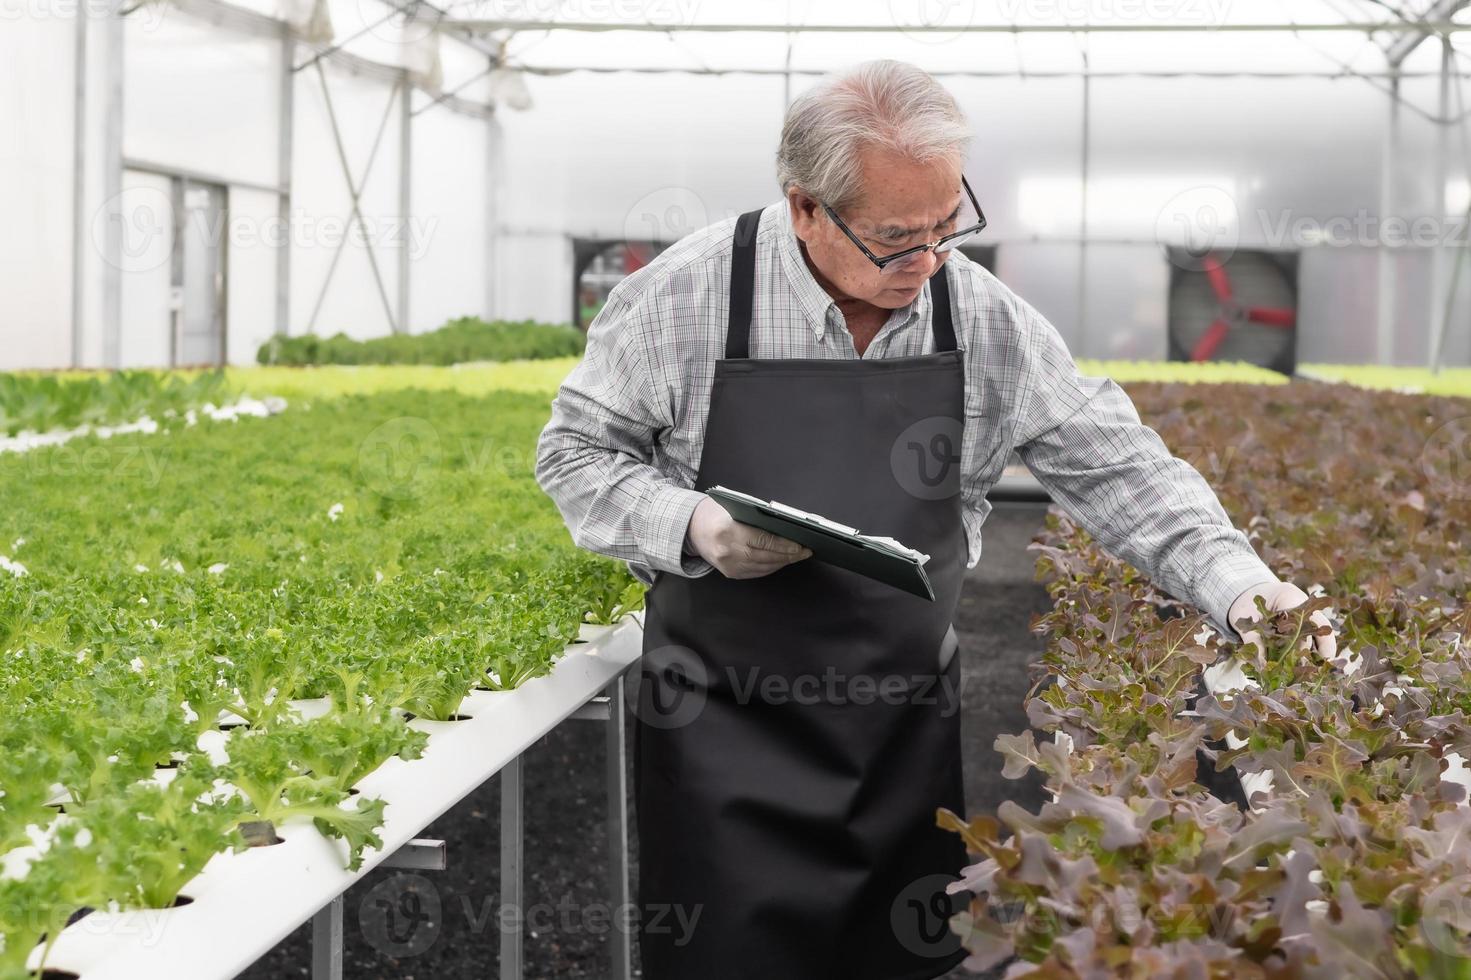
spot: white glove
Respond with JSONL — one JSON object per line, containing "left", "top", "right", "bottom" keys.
{"left": 1228, "top": 579, "right": 1337, "bottom": 660}
{"left": 685, "top": 496, "right": 812, "bottom": 579}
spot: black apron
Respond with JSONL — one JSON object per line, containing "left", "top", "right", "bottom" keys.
{"left": 634, "top": 208, "right": 970, "bottom": 980}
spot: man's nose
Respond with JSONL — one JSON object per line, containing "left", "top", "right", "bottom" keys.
{"left": 903, "top": 248, "right": 943, "bottom": 278}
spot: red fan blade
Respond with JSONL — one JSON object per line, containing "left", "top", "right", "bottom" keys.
{"left": 1191, "top": 318, "right": 1232, "bottom": 362}
{"left": 1202, "top": 253, "right": 1233, "bottom": 305}
{"left": 1245, "top": 306, "right": 1296, "bottom": 329}
{"left": 623, "top": 243, "right": 650, "bottom": 273}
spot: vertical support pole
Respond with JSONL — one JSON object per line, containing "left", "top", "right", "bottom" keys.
{"left": 500, "top": 754, "right": 523, "bottom": 980}
{"left": 397, "top": 70, "right": 412, "bottom": 334}
{"left": 101, "top": 0, "right": 125, "bottom": 369}
{"left": 169, "top": 176, "right": 184, "bottom": 367}
{"left": 70, "top": 7, "right": 89, "bottom": 368}
{"left": 311, "top": 895, "right": 344, "bottom": 980}
{"left": 1430, "top": 34, "right": 1453, "bottom": 370}
{"left": 275, "top": 35, "right": 295, "bottom": 339}
{"left": 782, "top": 31, "right": 794, "bottom": 111}
{"left": 485, "top": 71, "right": 501, "bottom": 322}
{"left": 1377, "top": 74, "right": 1400, "bottom": 366}
{"left": 1077, "top": 44, "right": 1091, "bottom": 358}
{"left": 605, "top": 679, "right": 632, "bottom": 980}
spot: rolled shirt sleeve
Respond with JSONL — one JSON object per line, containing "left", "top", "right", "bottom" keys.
{"left": 1007, "top": 296, "right": 1277, "bottom": 641}
{"left": 535, "top": 281, "right": 713, "bottom": 581}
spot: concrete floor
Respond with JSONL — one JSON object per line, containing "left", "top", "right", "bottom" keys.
{"left": 239, "top": 503, "right": 1056, "bottom": 980}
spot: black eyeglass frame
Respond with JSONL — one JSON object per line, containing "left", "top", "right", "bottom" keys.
{"left": 820, "top": 175, "right": 988, "bottom": 271}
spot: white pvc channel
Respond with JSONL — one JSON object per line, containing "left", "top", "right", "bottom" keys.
{"left": 29, "top": 616, "right": 643, "bottom": 980}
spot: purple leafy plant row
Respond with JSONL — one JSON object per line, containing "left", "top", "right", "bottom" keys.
{"left": 946, "top": 382, "right": 1471, "bottom": 978}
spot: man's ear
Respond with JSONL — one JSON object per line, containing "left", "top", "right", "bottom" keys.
{"left": 786, "top": 188, "right": 822, "bottom": 242}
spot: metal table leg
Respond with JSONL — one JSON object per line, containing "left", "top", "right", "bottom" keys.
{"left": 605, "top": 678, "right": 632, "bottom": 980}
{"left": 311, "top": 894, "right": 343, "bottom": 980}
{"left": 500, "top": 754, "right": 524, "bottom": 980}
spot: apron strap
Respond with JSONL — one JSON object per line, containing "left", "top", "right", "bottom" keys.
{"left": 725, "top": 206, "right": 960, "bottom": 358}
{"left": 928, "top": 261, "right": 958, "bottom": 353}
{"left": 726, "top": 209, "right": 764, "bottom": 359}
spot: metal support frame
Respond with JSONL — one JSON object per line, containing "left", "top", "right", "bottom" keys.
{"left": 1377, "top": 73, "right": 1401, "bottom": 365}
{"left": 602, "top": 678, "right": 633, "bottom": 980}
{"left": 1386, "top": 0, "right": 1471, "bottom": 66}
{"left": 500, "top": 677, "right": 634, "bottom": 980}
{"left": 308, "top": 839, "right": 447, "bottom": 979}
{"left": 1077, "top": 42, "right": 1091, "bottom": 358}
{"left": 397, "top": 72, "right": 413, "bottom": 335}
{"left": 310, "top": 896, "right": 344, "bottom": 980}
{"left": 485, "top": 91, "right": 502, "bottom": 323}
{"left": 1430, "top": 35, "right": 1455, "bottom": 370}
{"left": 304, "top": 664, "right": 636, "bottom": 980}
{"left": 276, "top": 36, "right": 296, "bottom": 338}
{"left": 100, "top": 1, "right": 125, "bottom": 369}
{"left": 499, "top": 754, "right": 524, "bottom": 980}
{"left": 462, "top": 17, "right": 1471, "bottom": 34}
{"left": 1431, "top": 31, "right": 1471, "bottom": 374}
{"left": 70, "top": 8, "right": 89, "bottom": 369}
{"left": 303, "top": 61, "right": 403, "bottom": 335}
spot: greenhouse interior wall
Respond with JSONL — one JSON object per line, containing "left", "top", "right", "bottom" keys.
{"left": 4, "top": 5, "right": 1471, "bottom": 369}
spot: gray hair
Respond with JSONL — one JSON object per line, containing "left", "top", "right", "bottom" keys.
{"left": 776, "top": 60, "right": 971, "bottom": 211}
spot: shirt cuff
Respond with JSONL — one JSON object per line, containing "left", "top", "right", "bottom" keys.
{"left": 637, "top": 484, "right": 714, "bottom": 577}
{"left": 1196, "top": 549, "right": 1279, "bottom": 642}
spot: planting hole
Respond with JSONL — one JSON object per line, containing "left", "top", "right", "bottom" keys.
{"left": 239, "top": 820, "right": 283, "bottom": 847}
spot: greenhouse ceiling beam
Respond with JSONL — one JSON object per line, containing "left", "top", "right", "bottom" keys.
{"left": 511, "top": 63, "right": 1451, "bottom": 80}
{"left": 166, "top": 0, "right": 494, "bottom": 118}
{"left": 375, "top": 0, "right": 504, "bottom": 64}
{"left": 1386, "top": 0, "right": 1471, "bottom": 66}
{"left": 455, "top": 18, "right": 1471, "bottom": 35}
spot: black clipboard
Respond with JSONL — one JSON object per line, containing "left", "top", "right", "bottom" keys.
{"left": 706, "top": 486, "right": 935, "bottom": 601}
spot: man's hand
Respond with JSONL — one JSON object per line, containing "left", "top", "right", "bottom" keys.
{"left": 1228, "top": 580, "right": 1338, "bottom": 660}
{"left": 685, "top": 496, "right": 812, "bottom": 579}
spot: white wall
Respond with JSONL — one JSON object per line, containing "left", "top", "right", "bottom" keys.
{"left": 227, "top": 187, "right": 283, "bottom": 364}
{"left": 116, "top": 171, "right": 174, "bottom": 367}
{"left": 0, "top": 17, "right": 77, "bottom": 368}
{"left": 406, "top": 103, "right": 489, "bottom": 332}
{"left": 3, "top": 2, "right": 1471, "bottom": 369}
{"left": 488, "top": 57, "right": 1469, "bottom": 366}
{"left": 126, "top": 17, "right": 282, "bottom": 187}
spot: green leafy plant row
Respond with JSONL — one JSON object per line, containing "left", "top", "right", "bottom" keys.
{"left": 1072, "top": 359, "right": 1291, "bottom": 386}
{"left": 0, "top": 369, "right": 229, "bottom": 438}
{"left": 255, "top": 317, "right": 586, "bottom": 366}
{"left": 946, "top": 381, "right": 1471, "bottom": 977}
{"left": 0, "top": 386, "right": 639, "bottom": 979}
{"left": 1297, "top": 364, "right": 1471, "bottom": 400}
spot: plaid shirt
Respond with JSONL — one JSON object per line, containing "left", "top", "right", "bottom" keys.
{"left": 535, "top": 200, "right": 1277, "bottom": 640}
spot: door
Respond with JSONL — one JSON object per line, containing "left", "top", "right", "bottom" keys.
{"left": 173, "top": 179, "right": 228, "bottom": 366}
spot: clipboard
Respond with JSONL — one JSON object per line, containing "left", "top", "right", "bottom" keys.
{"left": 706, "top": 485, "right": 935, "bottom": 601}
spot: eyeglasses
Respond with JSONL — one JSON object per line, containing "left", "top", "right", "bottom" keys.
{"left": 821, "top": 176, "right": 987, "bottom": 277}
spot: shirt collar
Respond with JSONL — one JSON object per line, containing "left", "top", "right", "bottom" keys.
{"left": 769, "top": 201, "right": 927, "bottom": 340}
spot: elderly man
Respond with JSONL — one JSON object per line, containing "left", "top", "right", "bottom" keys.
{"left": 536, "top": 59, "right": 1335, "bottom": 980}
